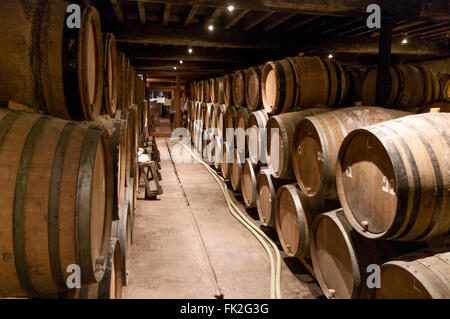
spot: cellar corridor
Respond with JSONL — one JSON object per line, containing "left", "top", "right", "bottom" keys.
{"left": 122, "top": 138, "right": 322, "bottom": 299}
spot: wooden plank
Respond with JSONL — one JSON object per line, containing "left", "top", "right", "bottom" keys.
{"left": 287, "top": 15, "right": 319, "bottom": 31}
{"left": 110, "top": 0, "right": 124, "bottom": 23}
{"left": 225, "top": 9, "right": 251, "bottom": 29}
{"left": 244, "top": 11, "right": 274, "bottom": 30}
{"left": 162, "top": 3, "right": 171, "bottom": 25}
{"left": 184, "top": 5, "right": 199, "bottom": 26}
{"left": 264, "top": 12, "right": 296, "bottom": 31}
{"left": 138, "top": 0, "right": 146, "bottom": 23}
{"left": 204, "top": 7, "right": 223, "bottom": 25}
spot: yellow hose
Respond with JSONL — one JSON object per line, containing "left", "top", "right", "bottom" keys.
{"left": 169, "top": 138, "right": 282, "bottom": 299}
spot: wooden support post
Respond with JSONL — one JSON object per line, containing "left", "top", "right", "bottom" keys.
{"left": 174, "top": 75, "right": 182, "bottom": 128}
{"left": 375, "top": 15, "right": 394, "bottom": 107}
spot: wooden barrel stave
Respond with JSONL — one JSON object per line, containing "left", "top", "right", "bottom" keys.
{"left": 247, "top": 110, "right": 269, "bottom": 165}
{"left": 101, "top": 33, "right": 118, "bottom": 115}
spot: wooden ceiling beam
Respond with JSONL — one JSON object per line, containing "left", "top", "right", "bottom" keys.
{"left": 123, "top": 0, "right": 449, "bottom": 21}
{"left": 137, "top": 0, "right": 146, "bottom": 23}
{"left": 287, "top": 15, "right": 320, "bottom": 31}
{"left": 264, "top": 13, "right": 296, "bottom": 31}
{"left": 110, "top": 0, "right": 124, "bottom": 23}
{"left": 184, "top": 5, "right": 200, "bottom": 26}
{"left": 162, "top": 3, "right": 171, "bottom": 25}
{"left": 225, "top": 9, "right": 251, "bottom": 29}
{"left": 243, "top": 11, "right": 274, "bottom": 30}
{"left": 204, "top": 7, "right": 224, "bottom": 26}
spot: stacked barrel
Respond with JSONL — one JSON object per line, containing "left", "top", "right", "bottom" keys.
{"left": 0, "top": 0, "right": 149, "bottom": 299}
{"left": 188, "top": 54, "right": 450, "bottom": 299}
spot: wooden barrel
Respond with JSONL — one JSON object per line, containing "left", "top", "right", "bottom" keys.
{"left": 220, "top": 142, "right": 234, "bottom": 179}
{"left": 336, "top": 113, "right": 450, "bottom": 241}
{"left": 93, "top": 112, "right": 127, "bottom": 220}
{"left": 416, "top": 65, "right": 441, "bottom": 104}
{"left": 0, "top": 2, "right": 104, "bottom": 121}
{"left": 241, "top": 159, "right": 260, "bottom": 207}
{"left": 205, "top": 80, "right": 211, "bottom": 103}
{"left": 213, "top": 136, "right": 223, "bottom": 171}
{"left": 419, "top": 100, "right": 450, "bottom": 113}
{"left": 256, "top": 169, "right": 291, "bottom": 227}
{"left": 292, "top": 106, "right": 409, "bottom": 200}
{"left": 235, "top": 107, "right": 250, "bottom": 155}
{"left": 116, "top": 52, "right": 126, "bottom": 110}
{"left": 344, "top": 66, "right": 364, "bottom": 105}
{"left": 112, "top": 202, "right": 132, "bottom": 287}
{"left": 233, "top": 70, "right": 247, "bottom": 107}
{"left": 245, "top": 66, "right": 264, "bottom": 111}
{"left": 247, "top": 110, "right": 269, "bottom": 164}
{"left": 101, "top": 33, "right": 118, "bottom": 115}
{"left": 0, "top": 110, "right": 113, "bottom": 297}
{"left": 216, "top": 77, "right": 225, "bottom": 104}
{"left": 262, "top": 59, "right": 295, "bottom": 114}
{"left": 267, "top": 108, "right": 329, "bottom": 180}
{"left": 287, "top": 56, "right": 329, "bottom": 108}
{"left": 98, "top": 238, "right": 122, "bottom": 299}
{"left": 310, "top": 209, "right": 424, "bottom": 299}
{"left": 376, "top": 248, "right": 450, "bottom": 299}
{"left": 396, "top": 64, "right": 426, "bottom": 110}
{"left": 224, "top": 105, "right": 238, "bottom": 143}
{"left": 275, "top": 184, "right": 333, "bottom": 258}
{"left": 215, "top": 104, "right": 228, "bottom": 138}
{"left": 443, "top": 79, "right": 450, "bottom": 99}
{"left": 230, "top": 151, "right": 246, "bottom": 191}
{"left": 361, "top": 66, "right": 401, "bottom": 107}
{"left": 204, "top": 103, "right": 215, "bottom": 131}
{"left": 223, "top": 75, "right": 234, "bottom": 107}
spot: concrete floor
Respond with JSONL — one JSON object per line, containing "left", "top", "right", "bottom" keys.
{"left": 122, "top": 138, "right": 323, "bottom": 299}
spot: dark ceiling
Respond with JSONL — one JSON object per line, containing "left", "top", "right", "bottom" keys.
{"left": 78, "top": 0, "right": 450, "bottom": 81}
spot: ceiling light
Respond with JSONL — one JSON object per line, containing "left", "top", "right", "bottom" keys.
{"left": 188, "top": 48, "right": 193, "bottom": 53}
{"left": 174, "top": 66, "right": 177, "bottom": 70}
{"left": 328, "top": 54, "right": 334, "bottom": 59}
{"left": 227, "top": 5, "right": 235, "bottom": 12}
{"left": 402, "top": 38, "right": 408, "bottom": 44}
{"left": 180, "top": 60, "right": 183, "bottom": 64}
{"left": 208, "top": 24, "right": 214, "bottom": 31}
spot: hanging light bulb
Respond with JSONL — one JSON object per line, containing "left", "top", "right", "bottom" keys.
{"left": 180, "top": 60, "right": 183, "bottom": 64}
{"left": 188, "top": 48, "right": 193, "bottom": 53}
{"left": 174, "top": 66, "right": 177, "bottom": 70}
{"left": 328, "top": 53, "right": 334, "bottom": 59}
{"left": 402, "top": 38, "right": 408, "bottom": 44}
{"left": 208, "top": 24, "right": 214, "bottom": 31}
{"left": 227, "top": 5, "right": 235, "bottom": 12}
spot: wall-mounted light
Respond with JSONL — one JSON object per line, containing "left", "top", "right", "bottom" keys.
{"left": 208, "top": 24, "right": 214, "bottom": 31}
{"left": 227, "top": 5, "right": 235, "bottom": 12}
{"left": 328, "top": 53, "right": 334, "bottom": 59}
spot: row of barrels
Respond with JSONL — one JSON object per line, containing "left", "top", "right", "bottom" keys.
{"left": 187, "top": 98, "right": 449, "bottom": 298}
{"left": 190, "top": 57, "right": 450, "bottom": 116}
{"left": 0, "top": 0, "right": 151, "bottom": 299}
{"left": 0, "top": 1, "right": 146, "bottom": 122}
{"left": 0, "top": 101, "right": 150, "bottom": 299}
